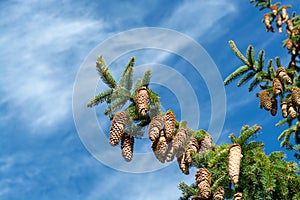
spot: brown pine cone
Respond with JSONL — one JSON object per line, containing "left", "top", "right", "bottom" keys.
{"left": 166, "top": 127, "right": 188, "bottom": 162}
{"left": 135, "top": 86, "right": 149, "bottom": 116}
{"left": 148, "top": 115, "right": 164, "bottom": 141}
{"left": 185, "top": 137, "right": 199, "bottom": 164}
{"left": 152, "top": 130, "right": 168, "bottom": 163}
{"left": 282, "top": 6, "right": 289, "bottom": 22}
{"left": 121, "top": 133, "right": 134, "bottom": 162}
{"left": 259, "top": 90, "right": 272, "bottom": 111}
{"left": 272, "top": 78, "right": 283, "bottom": 96}
{"left": 276, "top": 67, "right": 292, "bottom": 84}
{"left": 233, "top": 192, "right": 243, "bottom": 200}
{"left": 291, "top": 87, "right": 300, "bottom": 107}
{"left": 195, "top": 168, "right": 211, "bottom": 199}
{"left": 264, "top": 14, "right": 274, "bottom": 32}
{"left": 276, "top": 13, "right": 283, "bottom": 32}
{"left": 200, "top": 134, "right": 213, "bottom": 153}
{"left": 164, "top": 110, "right": 176, "bottom": 141}
{"left": 228, "top": 144, "right": 242, "bottom": 185}
{"left": 212, "top": 187, "right": 224, "bottom": 200}
{"left": 109, "top": 111, "right": 129, "bottom": 146}
{"left": 281, "top": 101, "right": 288, "bottom": 118}
{"left": 177, "top": 153, "right": 189, "bottom": 175}
{"left": 270, "top": 97, "right": 278, "bottom": 116}
{"left": 286, "top": 38, "right": 293, "bottom": 50}
{"left": 288, "top": 101, "right": 297, "bottom": 119}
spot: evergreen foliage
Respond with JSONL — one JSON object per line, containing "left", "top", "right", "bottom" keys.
{"left": 85, "top": 0, "right": 300, "bottom": 199}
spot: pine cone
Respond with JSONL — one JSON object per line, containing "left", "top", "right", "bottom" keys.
{"left": 270, "top": 97, "right": 278, "bottom": 116}
{"left": 281, "top": 101, "right": 288, "bottom": 118}
{"left": 286, "top": 38, "right": 293, "bottom": 50}
{"left": 166, "top": 127, "right": 188, "bottom": 162}
{"left": 195, "top": 168, "right": 211, "bottom": 199}
{"left": 281, "top": 6, "right": 289, "bottom": 22}
{"left": 152, "top": 130, "right": 168, "bottom": 163}
{"left": 276, "top": 67, "right": 292, "bottom": 84}
{"left": 212, "top": 187, "right": 224, "bottom": 200}
{"left": 228, "top": 144, "right": 242, "bottom": 185}
{"left": 121, "top": 133, "right": 134, "bottom": 162}
{"left": 164, "top": 110, "right": 176, "bottom": 141}
{"left": 288, "top": 101, "right": 297, "bottom": 119}
{"left": 276, "top": 13, "right": 283, "bottom": 32}
{"left": 291, "top": 87, "right": 300, "bottom": 106}
{"left": 270, "top": 4, "right": 278, "bottom": 16}
{"left": 185, "top": 137, "right": 199, "bottom": 164}
{"left": 200, "top": 134, "right": 213, "bottom": 153}
{"left": 264, "top": 14, "right": 274, "bottom": 32}
{"left": 259, "top": 90, "right": 272, "bottom": 110}
{"left": 135, "top": 86, "right": 149, "bottom": 116}
{"left": 177, "top": 154, "right": 189, "bottom": 175}
{"left": 148, "top": 115, "right": 164, "bottom": 141}
{"left": 233, "top": 192, "right": 243, "bottom": 200}
{"left": 272, "top": 78, "right": 283, "bottom": 96}
{"left": 109, "top": 111, "right": 129, "bottom": 146}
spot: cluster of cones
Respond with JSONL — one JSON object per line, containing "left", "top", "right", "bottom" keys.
{"left": 148, "top": 111, "right": 213, "bottom": 174}
{"left": 108, "top": 86, "right": 150, "bottom": 162}
{"left": 192, "top": 144, "right": 242, "bottom": 200}
{"left": 259, "top": 67, "right": 300, "bottom": 119}
{"left": 263, "top": 5, "right": 292, "bottom": 33}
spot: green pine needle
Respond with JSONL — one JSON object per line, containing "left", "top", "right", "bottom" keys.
{"left": 141, "top": 70, "right": 152, "bottom": 87}
{"left": 224, "top": 65, "right": 250, "bottom": 85}
{"left": 229, "top": 40, "right": 250, "bottom": 66}
{"left": 237, "top": 71, "right": 256, "bottom": 87}
{"left": 119, "top": 57, "right": 135, "bottom": 90}
{"left": 247, "top": 45, "right": 255, "bottom": 67}
{"left": 257, "top": 50, "right": 265, "bottom": 71}
{"left": 87, "top": 89, "right": 113, "bottom": 107}
{"left": 96, "top": 56, "right": 117, "bottom": 88}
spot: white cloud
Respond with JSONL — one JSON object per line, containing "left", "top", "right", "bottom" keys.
{"left": 0, "top": 1, "right": 105, "bottom": 132}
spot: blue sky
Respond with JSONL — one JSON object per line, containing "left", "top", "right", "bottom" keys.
{"left": 1, "top": 0, "right": 300, "bottom": 199}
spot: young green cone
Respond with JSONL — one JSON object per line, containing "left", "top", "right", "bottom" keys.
{"left": 109, "top": 111, "right": 129, "bottom": 146}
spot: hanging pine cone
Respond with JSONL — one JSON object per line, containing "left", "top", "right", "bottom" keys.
{"left": 148, "top": 115, "right": 164, "bottom": 141}
{"left": 195, "top": 168, "right": 211, "bottom": 199}
{"left": 135, "top": 86, "right": 149, "bottom": 116}
{"left": 272, "top": 78, "right": 283, "bottom": 96}
{"left": 276, "top": 13, "right": 283, "bottom": 32}
{"left": 276, "top": 67, "right": 292, "bottom": 84}
{"left": 177, "top": 153, "right": 189, "bottom": 175}
{"left": 228, "top": 144, "right": 242, "bottom": 186}
{"left": 164, "top": 110, "right": 176, "bottom": 141}
{"left": 152, "top": 130, "right": 168, "bottom": 163}
{"left": 281, "top": 101, "right": 288, "bottom": 118}
{"left": 212, "top": 187, "right": 224, "bottom": 200}
{"left": 233, "top": 192, "right": 243, "bottom": 200}
{"left": 185, "top": 137, "right": 199, "bottom": 164}
{"left": 259, "top": 90, "right": 272, "bottom": 110}
{"left": 270, "top": 97, "right": 278, "bottom": 116}
{"left": 287, "top": 19, "right": 294, "bottom": 34}
{"left": 200, "top": 134, "right": 213, "bottom": 153}
{"left": 288, "top": 100, "right": 297, "bottom": 119}
{"left": 263, "top": 14, "right": 274, "bottom": 32}
{"left": 291, "top": 87, "right": 300, "bottom": 107}
{"left": 281, "top": 6, "right": 289, "bottom": 22}
{"left": 121, "top": 133, "right": 134, "bottom": 162}
{"left": 270, "top": 4, "right": 278, "bottom": 16}
{"left": 166, "top": 127, "right": 188, "bottom": 162}
{"left": 109, "top": 111, "right": 129, "bottom": 146}
{"left": 286, "top": 38, "right": 293, "bottom": 50}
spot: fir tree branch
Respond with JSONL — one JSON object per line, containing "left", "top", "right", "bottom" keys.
{"left": 141, "top": 70, "right": 151, "bottom": 87}
{"left": 119, "top": 57, "right": 134, "bottom": 90}
{"left": 224, "top": 65, "right": 251, "bottom": 86}
{"left": 96, "top": 56, "right": 117, "bottom": 88}
{"left": 229, "top": 40, "right": 251, "bottom": 66}
{"left": 258, "top": 49, "right": 265, "bottom": 71}
{"left": 237, "top": 71, "right": 256, "bottom": 87}
{"left": 87, "top": 89, "right": 113, "bottom": 107}
{"left": 247, "top": 45, "right": 256, "bottom": 68}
